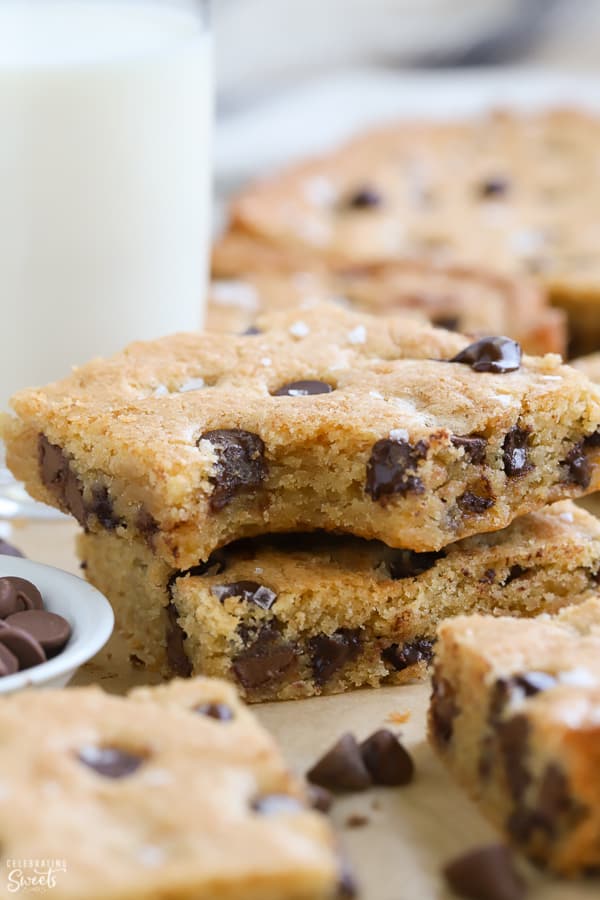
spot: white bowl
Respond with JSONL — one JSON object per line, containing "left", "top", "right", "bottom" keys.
{"left": 0, "top": 556, "right": 114, "bottom": 693}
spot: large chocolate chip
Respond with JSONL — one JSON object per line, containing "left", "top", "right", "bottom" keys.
{"left": 0, "top": 626, "right": 46, "bottom": 669}
{"left": 0, "top": 538, "right": 24, "bottom": 558}
{"left": 38, "top": 435, "right": 86, "bottom": 525}
{"left": 430, "top": 672, "right": 459, "bottom": 746}
{"left": 272, "top": 380, "right": 333, "bottom": 397}
{"left": 251, "top": 794, "right": 304, "bottom": 815}
{"left": 89, "top": 486, "right": 122, "bottom": 530}
{"left": 1, "top": 577, "right": 44, "bottom": 611}
{"left": 200, "top": 429, "right": 268, "bottom": 512}
{"left": 211, "top": 581, "right": 277, "bottom": 611}
{"left": 449, "top": 337, "right": 521, "bottom": 374}
{"left": 562, "top": 440, "right": 592, "bottom": 488}
{"left": 360, "top": 729, "right": 414, "bottom": 786}
{"left": 165, "top": 602, "right": 192, "bottom": 678}
{"left": 233, "top": 626, "right": 296, "bottom": 690}
{"left": 508, "top": 764, "right": 585, "bottom": 845}
{"left": 384, "top": 550, "right": 444, "bottom": 580}
{"left": 5, "top": 610, "right": 71, "bottom": 655}
{"left": 0, "top": 578, "right": 26, "bottom": 618}
{"left": 457, "top": 491, "right": 494, "bottom": 514}
{"left": 365, "top": 437, "right": 427, "bottom": 501}
{"left": 345, "top": 187, "right": 382, "bottom": 209}
{"left": 307, "top": 733, "right": 372, "bottom": 792}
{"left": 443, "top": 844, "right": 525, "bottom": 900}
{"left": 382, "top": 638, "right": 434, "bottom": 672}
{"left": 307, "top": 784, "right": 334, "bottom": 813}
{"left": 451, "top": 435, "right": 487, "bottom": 465}
{"left": 0, "top": 643, "right": 18, "bottom": 676}
{"left": 479, "top": 176, "right": 510, "bottom": 199}
{"left": 78, "top": 746, "right": 144, "bottom": 778}
{"left": 502, "top": 427, "right": 533, "bottom": 477}
{"left": 309, "top": 629, "right": 361, "bottom": 685}
{"left": 497, "top": 715, "right": 531, "bottom": 800}
{"left": 194, "top": 702, "right": 234, "bottom": 721}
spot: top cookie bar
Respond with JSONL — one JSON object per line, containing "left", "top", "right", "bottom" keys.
{"left": 228, "top": 109, "right": 600, "bottom": 353}
{"left": 3, "top": 305, "right": 600, "bottom": 566}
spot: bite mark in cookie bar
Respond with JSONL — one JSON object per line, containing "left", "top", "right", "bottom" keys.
{"left": 79, "top": 502, "right": 600, "bottom": 702}
{"left": 0, "top": 679, "right": 344, "bottom": 899}
{"left": 429, "top": 597, "right": 600, "bottom": 875}
{"left": 5, "top": 306, "right": 600, "bottom": 565}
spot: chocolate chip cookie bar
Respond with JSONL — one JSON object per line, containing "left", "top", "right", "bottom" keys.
{"left": 0, "top": 678, "right": 345, "bottom": 899}
{"left": 210, "top": 232, "right": 566, "bottom": 356}
{"left": 227, "top": 109, "right": 600, "bottom": 354}
{"left": 78, "top": 501, "right": 600, "bottom": 701}
{"left": 429, "top": 596, "right": 600, "bottom": 875}
{"left": 4, "top": 307, "right": 600, "bottom": 565}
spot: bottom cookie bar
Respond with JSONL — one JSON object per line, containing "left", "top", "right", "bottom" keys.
{"left": 1, "top": 678, "right": 344, "bottom": 899}
{"left": 79, "top": 501, "right": 600, "bottom": 702}
{"left": 429, "top": 596, "right": 600, "bottom": 876}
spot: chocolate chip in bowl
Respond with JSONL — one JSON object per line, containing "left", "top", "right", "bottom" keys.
{"left": 0, "top": 556, "right": 113, "bottom": 693}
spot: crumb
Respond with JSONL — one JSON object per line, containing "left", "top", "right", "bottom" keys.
{"left": 386, "top": 710, "right": 411, "bottom": 725}
{"left": 344, "top": 814, "right": 370, "bottom": 829}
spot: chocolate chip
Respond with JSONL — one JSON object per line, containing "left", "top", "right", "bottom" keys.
{"left": 0, "top": 626, "right": 46, "bottom": 669}
{"left": 479, "top": 176, "right": 510, "bottom": 199}
{"left": 449, "top": 337, "right": 521, "bottom": 374}
{"left": 360, "top": 729, "right": 414, "bottom": 786}
{"left": 307, "top": 784, "right": 334, "bottom": 813}
{"left": 365, "top": 437, "right": 427, "bottom": 501}
{"left": 5, "top": 610, "right": 71, "bottom": 655}
{"left": 3, "top": 577, "right": 43, "bottom": 611}
{"left": 0, "top": 538, "right": 24, "bottom": 558}
{"left": 0, "top": 644, "right": 18, "bottom": 676}
{"left": 194, "top": 702, "right": 233, "bottom": 721}
{"left": 165, "top": 602, "right": 192, "bottom": 678}
{"left": 502, "top": 427, "right": 533, "bottom": 477}
{"left": 78, "top": 746, "right": 144, "bottom": 778}
{"left": 497, "top": 715, "right": 531, "bottom": 800}
{"left": 480, "top": 568, "right": 496, "bottom": 584}
{"left": 512, "top": 672, "right": 556, "bottom": 696}
{"left": 451, "top": 435, "right": 487, "bottom": 465}
{"left": 272, "top": 380, "right": 333, "bottom": 397}
{"left": 0, "top": 578, "right": 26, "bottom": 618}
{"left": 89, "top": 486, "right": 122, "bottom": 530}
{"left": 200, "top": 429, "right": 268, "bottom": 512}
{"left": 38, "top": 435, "right": 86, "bottom": 525}
{"left": 384, "top": 550, "right": 444, "bottom": 580}
{"left": 251, "top": 794, "right": 305, "bottom": 815}
{"left": 502, "top": 564, "right": 527, "bottom": 586}
{"left": 430, "top": 672, "right": 459, "bottom": 746}
{"left": 507, "top": 764, "right": 585, "bottom": 846}
{"left": 242, "top": 325, "right": 261, "bottom": 336}
{"left": 309, "top": 629, "right": 361, "bottom": 685}
{"left": 346, "top": 186, "right": 382, "bottom": 209}
{"left": 233, "top": 626, "right": 296, "bottom": 690}
{"left": 345, "top": 813, "right": 369, "bottom": 828}
{"left": 211, "top": 581, "right": 277, "bottom": 611}
{"left": 457, "top": 491, "right": 494, "bottom": 514}
{"left": 382, "top": 638, "right": 434, "bottom": 672}
{"left": 433, "top": 316, "right": 460, "bottom": 332}
{"left": 62, "top": 466, "right": 86, "bottom": 527}
{"left": 443, "top": 844, "right": 525, "bottom": 900}
{"left": 307, "top": 733, "right": 372, "bottom": 792}
{"left": 562, "top": 440, "right": 591, "bottom": 488}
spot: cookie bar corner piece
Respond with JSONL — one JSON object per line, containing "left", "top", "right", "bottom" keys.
{"left": 428, "top": 598, "right": 600, "bottom": 875}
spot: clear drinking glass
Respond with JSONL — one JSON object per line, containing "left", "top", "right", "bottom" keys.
{"left": 0, "top": 0, "right": 213, "bottom": 517}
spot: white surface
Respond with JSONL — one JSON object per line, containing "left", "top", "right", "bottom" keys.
{"left": 216, "top": 66, "right": 600, "bottom": 190}
{"left": 0, "top": 0, "right": 213, "bottom": 410}
{"left": 0, "top": 555, "right": 114, "bottom": 693}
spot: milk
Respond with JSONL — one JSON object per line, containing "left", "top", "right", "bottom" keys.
{"left": 0, "top": 0, "right": 213, "bottom": 409}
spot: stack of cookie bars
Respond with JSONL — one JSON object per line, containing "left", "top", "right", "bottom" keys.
{"left": 3, "top": 302, "right": 600, "bottom": 703}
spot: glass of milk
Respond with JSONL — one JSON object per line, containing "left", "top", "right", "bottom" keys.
{"left": 0, "top": 0, "right": 213, "bottom": 516}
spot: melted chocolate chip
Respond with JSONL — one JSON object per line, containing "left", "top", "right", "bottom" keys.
{"left": 272, "top": 380, "right": 333, "bottom": 397}
{"left": 211, "top": 580, "right": 277, "bottom": 611}
{"left": 451, "top": 435, "right": 488, "bottom": 465}
{"left": 233, "top": 626, "right": 296, "bottom": 690}
{"left": 382, "top": 638, "right": 434, "bottom": 672}
{"left": 507, "top": 764, "right": 585, "bottom": 846}
{"left": 502, "top": 427, "right": 533, "bottom": 477}
{"left": 200, "top": 429, "right": 268, "bottom": 511}
{"left": 165, "top": 602, "right": 192, "bottom": 678}
{"left": 360, "top": 729, "right": 414, "bottom": 786}
{"left": 430, "top": 672, "right": 459, "bottom": 746}
{"left": 433, "top": 316, "right": 460, "bottom": 332}
{"left": 38, "top": 435, "right": 86, "bottom": 525}
{"left": 449, "top": 337, "right": 521, "bottom": 374}
{"left": 457, "top": 491, "right": 494, "bottom": 514}
{"left": 309, "top": 629, "right": 361, "bottom": 685}
{"left": 0, "top": 538, "right": 24, "bottom": 558}
{"left": 479, "top": 176, "right": 510, "bottom": 199}
{"left": 502, "top": 564, "right": 527, "bottom": 586}
{"left": 562, "top": 440, "right": 592, "bottom": 488}
{"left": 251, "top": 794, "right": 304, "bottom": 815}
{"left": 346, "top": 187, "right": 382, "bottom": 209}
{"left": 307, "top": 733, "right": 372, "bottom": 792}
{"left": 78, "top": 746, "right": 144, "bottom": 778}
{"left": 89, "top": 486, "right": 122, "bottom": 530}
{"left": 384, "top": 550, "right": 444, "bottom": 580}
{"left": 365, "top": 438, "right": 427, "bottom": 501}
{"left": 512, "top": 672, "right": 556, "bottom": 696}
{"left": 497, "top": 715, "right": 531, "bottom": 800}
{"left": 194, "top": 702, "right": 234, "bottom": 721}
{"left": 443, "top": 844, "right": 525, "bottom": 900}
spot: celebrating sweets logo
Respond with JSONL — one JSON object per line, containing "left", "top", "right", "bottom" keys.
{"left": 6, "top": 859, "right": 67, "bottom": 893}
